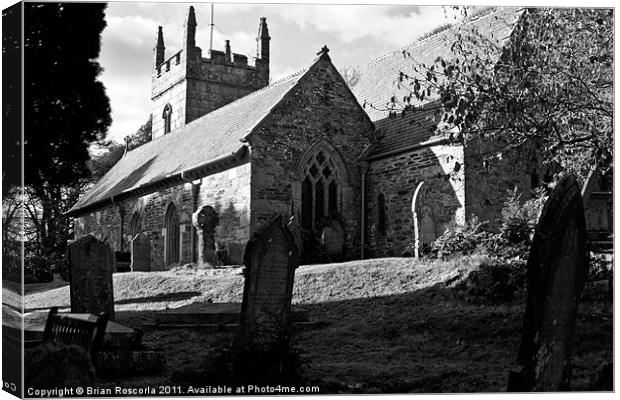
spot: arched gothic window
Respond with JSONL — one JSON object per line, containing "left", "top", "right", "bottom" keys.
{"left": 377, "top": 193, "right": 387, "bottom": 234}
{"left": 129, "top": 212, "right": 142, "bottom": 237}
{"left": 164, "top": 203, "right": 180, "bottom": 266}
{"left": 301, "top": 149, "right": 340, "bottom": 232}
{"left": 162, "top": 104, "right": 173, "bottom": 134}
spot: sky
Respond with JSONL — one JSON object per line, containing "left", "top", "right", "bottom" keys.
{"left": 99, "top": 1, "right": 467, "bottom": 142}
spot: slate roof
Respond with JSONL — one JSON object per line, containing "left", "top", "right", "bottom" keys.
{"left": 70, "top": 65, "right": 310, "bottom": 215}
{"left": 353, "top": 7, "right": 523, "bottom": 158}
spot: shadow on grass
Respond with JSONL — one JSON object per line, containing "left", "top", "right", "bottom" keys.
{"left": 99, "top": 282, "right": 612, "bottom": 394}
{"left": 294, "top": 282, "right": 612, "bottom": 393}
{"left": 24, "top": 291, "right": 203, "bottom": 313}
{"left": 115, "top": 291, "right": 202, "bottom": 306}
{"left": 23, "top": 280, "right": 69, "bottom": 295}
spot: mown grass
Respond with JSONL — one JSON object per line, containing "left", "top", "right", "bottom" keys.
{"left": 14, "top": 255, "right": 613, "bottom": 393}
{"left": 23, "top": 255, "right": 485, "bottom": 311}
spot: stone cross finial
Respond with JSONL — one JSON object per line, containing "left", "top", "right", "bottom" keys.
{"left": 192, "top": 205, "right": 219, "bottom": 266}
{"left": 317, "top": 45, "right": 330, "bottom": 57}
{"left": 123, "top": 136, "right": 131, "bottom": 157}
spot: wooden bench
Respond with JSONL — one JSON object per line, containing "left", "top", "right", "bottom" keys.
{"left": 26, "top": 307, "right": 109, "bottom": 362}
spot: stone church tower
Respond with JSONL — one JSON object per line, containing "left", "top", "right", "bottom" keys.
{"left": 151, "top": 6, "right": 270, "bottom": 139}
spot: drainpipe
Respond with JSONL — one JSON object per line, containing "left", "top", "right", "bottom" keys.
{"left": 359, "top": 161, "right": 370, "bottom": 259}
{"left": 191, "top": 180, "right": 201, "bottom": 263}
{"left": 119, "top": 205, "right": 125, "bottom": 252}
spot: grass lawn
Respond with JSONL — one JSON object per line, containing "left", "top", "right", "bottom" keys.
{"left": 17, "top": 255, "right": 613, "bottom": 393}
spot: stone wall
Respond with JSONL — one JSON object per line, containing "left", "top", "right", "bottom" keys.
{"left": 196, "top": 162, "right": 252, "bottom": 264}
{"left": 151, "top": 45, "right": 269, "bottom": 140}
{"left": 74, "top": 163, "right": 251, "bottom": 269}
{"left": 248, "top": 56, "right": 374, "bottom": 259}
{"left": 582, "top": 169, "right": 613, "bottom": 241}
{"left": 366, "top": 143, "right": 465, "bottom": 257}
{"left": 464, "top": 137, "right": 541, "bottom": 230}
{"left": 152, "top": 51, "right": 188, "bottom": 139}
{"left": 184, "top": 50, "right": 268, "bottom": 126}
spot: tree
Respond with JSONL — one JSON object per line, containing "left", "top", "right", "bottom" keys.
{"left": 88, "top": 115, "right": 153, "bottom": 181}
{"left": 398, "top": 8, "right": 613, "bottom": 180}
{"left": 2, "top": 5, "right": 21, "bottom": 195}
{"left": 23, "top": 3, "right": 111, "bottom": 263}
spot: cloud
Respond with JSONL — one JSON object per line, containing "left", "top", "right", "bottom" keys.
{"left": 196, "top": 27, "right": 257, "bottom": 60}
{"left": 268, "top": 5, "right": 462, "bottom": 46}
{"left": 102, "top": 74, "right": 152, "bottom": 142}
{"left": 104, "top": 15, "right": 159, "bottom": 49}
{"left": 99, "top": 14, "right": 160, "bottom": 141}
{"left": 270, "top": 63, "right": 298, "bottom": 82}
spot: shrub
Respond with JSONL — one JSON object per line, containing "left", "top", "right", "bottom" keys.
{"left": 431, "top": 216, "right": 489, "bottom": 258}
{"left": 485, "top": 187, "right": 548, "bottom": 261}
{"left": 499, "top": 187, "right": 547, "bottom": 245}
{"left": 458, "top": 258, "right": 527, "bottom": 303}
{"left": 589, "top": 252, "right": 613, "bottom": 281}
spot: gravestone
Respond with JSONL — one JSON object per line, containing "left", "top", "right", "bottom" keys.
{"left": 412, "top": 182, "right": 435, "bottom": 257}
{"left": 240, "top": 215, "right": 299, "bottom": 350}
{"left": 507, "top": 174, "right": 589, "bottom": 392}
{"left": 412, "top": 178, "right": 460, "bottom": 257}
{"left": 130, "top": 233, "right": 151, "bottom": 272}
{"left": 321, "top": 218, "right": 345, "bottom": 256}
{"left": 68, "top": 235, "right": 115, "bottom": 321}
{"left": 192, "top": 205, "right": 219, "bottom": 266}
{"left": 287, "top": 215, "right": 304, "bottom": 258}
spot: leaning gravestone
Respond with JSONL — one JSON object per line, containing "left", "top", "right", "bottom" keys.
{"left": 240, "top": 215, "right": 299, "bottom": 350}
{"left": 321, "top": 218, "right": 345, "bottom": 257}
{"left": 130, "top": 233, "right": 151, "bottom": 272}
{"left": 68, "top": 235, "right": 115, "bottom": 321}
{"left": 286, "top": 215, "right": 304, "bottom": 259}
{"left": 507, "top": 174, "right": 589, "bottom": 392}
{"left": 192, "top": 205, "right": 219, "bottom": 266}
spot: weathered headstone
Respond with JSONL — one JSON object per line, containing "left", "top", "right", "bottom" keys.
{"left": 321, "top": 218, "right": 345, "bottom": 256}
{"left": 69, "top": 235, "right": 115, "bottom": 321}
{"left": 192, "top": 205, "right": 219, "bottom": 266}
{"left": 240, "top": 215, "right": 299, "bottom": 350}
{"left": 411, "top": 178, "right": 460, "bottom": 257}
{"left": 507, "top": 174, "right": 589, "bottom": 392}
{"left": 130, "top": 233, "right": 151, "bottom": 272}
{"left": 287, "top": 215, "right": 304, "bottom": 258}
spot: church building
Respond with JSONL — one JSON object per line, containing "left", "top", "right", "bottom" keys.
{"left": 352, "top": 8, "right": 538, "bottom": 257}
{"left": 70, "top": 6, "right": 374, "bottom": 269}
{"left": 72, "top": 7, "right": 591, "bottom": 268}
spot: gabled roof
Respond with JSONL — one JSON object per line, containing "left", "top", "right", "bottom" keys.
{"left": 70, "top": 62, "right": 312, "bottom": 216}
{"left": 353, "top": 7, "right": 523, "bottom": 158}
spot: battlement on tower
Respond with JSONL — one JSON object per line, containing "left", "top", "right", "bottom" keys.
{"left": 150, "top": 5, "right": 270, "bottom": 139}
{"left": 152, "top": 46, "right": 268, "bottom": 99}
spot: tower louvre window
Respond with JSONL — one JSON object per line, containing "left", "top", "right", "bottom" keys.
{"left": 162, "top": 104, "right": 173, "bottom": 134}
